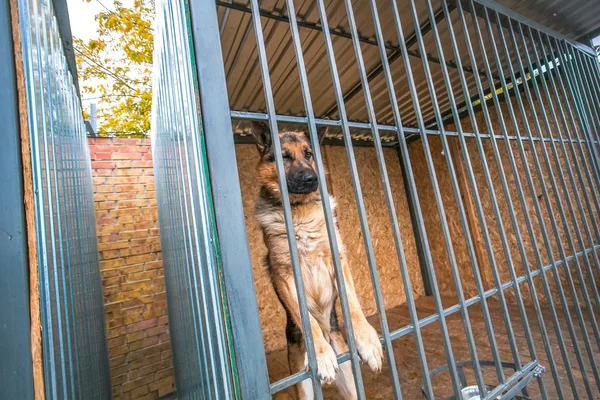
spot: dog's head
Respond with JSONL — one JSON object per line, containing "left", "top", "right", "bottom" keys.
{"left": 251, "top": 121, "right": 327, "bottom": 200}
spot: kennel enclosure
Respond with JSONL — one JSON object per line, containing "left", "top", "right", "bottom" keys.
{"left": 1, "top": 0, "right": 111, "bottom": 398}
{"left": 152, "top": 0, "right": 600, "bottom": 398}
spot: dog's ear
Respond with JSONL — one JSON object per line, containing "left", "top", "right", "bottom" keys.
{"left": 303, "top": 126, "right": 328, "bottom": 144}
{"left": 251, "top": 121, "right": 272, "bottom": 154}
{"left": 317, "top": 126, "right": 328, "bottom": 144}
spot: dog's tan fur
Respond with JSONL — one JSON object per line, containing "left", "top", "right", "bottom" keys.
{"left": 252, "top": 122, "right": 383, "bottom": 399}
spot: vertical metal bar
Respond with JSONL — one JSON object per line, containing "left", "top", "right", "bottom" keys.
{"left": 528, "top": 23, "right": 600, "bottom": 392}
{"left": 428, "top": 0, "right": 530, "bottom": 387}
{"left": 479, "top": 7, "right": 588, "bottom": 397}
{"left": 374, "top": 0, "right": 469, "bottom": 395}
{"left": 580, "top": 55, "right": 600, "bottom": 170}
{"left": 443, "top": 8, "right": 546, "bottom": 396}
{"left": 160, "top": 38, "right": 215, "bottom": 398}
{"left": 568, "top": 48, "right": 600, "bottom": 197}
{"left": 186, "top": 0, "right": 271, "bottom": 396}
{"left": 332, "top": 0, "right": 437, "bottom": 397}
{"left": 245, "top": 0, "right": 324, "bottom": 396}
{"left": 283, "top": 0, "right": 367, "bottom": 396}
{"left": 504, "top": 16, "right": 600, "bottom": 396}
{"left": 552, "top": 38, "right": 600, "bottom": 269}
{"left": 312, "top": 0, "right": 403, "bottom": 396}
{"left": 462, "top": 1, "right": 572, "bottom": 397}
{"left": 557, "top": 40, "right": 600, "bottom": 186}
{"left": 543, "top": 35, "right": 600, "bottom": 250}
{"left": 405, "top": 0, "right": 511, "bottom": 394}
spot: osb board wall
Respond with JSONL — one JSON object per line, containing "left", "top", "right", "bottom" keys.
{"left": 442, "top": 95, "right": 600, "bottom": 307}
{"left": 236, "top": 144, "right": 425, "bottom": 352}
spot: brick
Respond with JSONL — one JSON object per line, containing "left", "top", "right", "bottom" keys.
{"left": 131, "top": 161, "right": 153, "bottom": 168}
{"left": 126, "top": 271, "right": 157, "bottom": 282}
{"left": 92, "top": 161, "right": 117, "bottom": 169}
{"left": 138, "top": 176, "right": 154, "bottom": 184}
{"left": 118, "top": 200, "right": 149, "bottom": 208}
{"left": 111, "top": 373, "right": 128, "bottom": 387}
{"left": 105, "top": 327, "right": 126, "bottom": 340}
{"left": 107, "top": 291, "right": 141, "bottom": 304}
{"left": 124, "top": 314, "right": 141, "bottom": 325}
{"left": 122, "top": 375, "right": 155, "bottom": 393}
{"left": 127, "top": 245, "right": 151, "bottom": 256}
{"left": 109, "top": 354, "right": 127, "bottom": 368}
{"left": 117, "top": 145, "right": 145, "bottom": 153}
{"left": 144, "top": 261, "right": 162, "bottom": 270}
{"left": 97, "top": 201, "right": 117, "bottom": 210}
{"left": 95, "top": 168, "right": 113, "bottom": 177}
{"left": 107, "top": 335, "right": 127, "bottom": 349}
{"left": 111, "top": 208, "right": 140, "bottom": 217}
{"left": 97, "top": 234, "right": 118, "bottom": 244}
{"left": 155, "top": 366, "right": 173, "bottom": 380}
{"left": 158, "top": 333, "right": 170, "bottom": 343}
{"left": 94, "top": 152, "right": 112, "bottom": 160}
{"left": 130, "top": 385, "right": 149, "bottom": 398}
{"left": 108, "top": 345, "right": 129, "bottom": 358}
{"left": 144, "top": 169, "right": 154, "bottom": 176}
{"left": 116, "top": 168, "right": 143, "bottom": 176}
{"left": 104, "top": 192, "right": 137, "bottom": 201}
{"left": 149, "top": 376, "right": 173, "bottom": 392}
{"left": 158, "top": 385, "right": 174, "bottom": 398}
{"left": 113, "top": 152, "right": 142, "bottom": 160}
{"left": 135, "top": 192, "right": 156, "bottom": 200}
{"left": 113, "top": 138, "right": 142, "bottom": 145}
{"left": 126, "top": 330, "right": 146, "bottom": 343}
{"left": 100, "top": 259, "right": 125, "bottom": 270}
{"left": 120, "top": 264, "right": 145, "bottom": 276}
{"left": 127, "top": 318, "right": 158, "bottom": 333}
{"left": 121, "top": 230, "right": 151, "bottom": 240}
{"left": 129, "top": 353, "right": 161, "bottom": 371}
{"left": 98, "top": 241, "right": 130, "bottom": 251}
{"left": 116, "top": 184, "right": 145, "bottom": 193}
{"left": 95, "top": 184, "right": 115, "bottom": 193}
{"left": 103, "top": 276, "right": 121, "bottom": 287}
{"left": 106, "top": 176, "right": 139, "bottom": 185}
{"left": 90, "top": 145, "right": 118, "bottom": 153}
{"left": 92, "top": 177, "right": 107, "bottom": 185}
{"left": 145, "top": 325, "right": 167, "bottom": 337}
{"left": 142, "top": 153, "right": 152, "bottom": 161}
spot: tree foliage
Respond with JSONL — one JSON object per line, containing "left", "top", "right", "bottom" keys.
{"left": 75, "top": 0, "right": 154, "bottom": 136}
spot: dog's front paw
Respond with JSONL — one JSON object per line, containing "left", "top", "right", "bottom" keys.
{"left": 304, "top": 342, "right": 339, "bottom": 384}
{"left": 355, "top": 323, "right": 383, "bottom": 372}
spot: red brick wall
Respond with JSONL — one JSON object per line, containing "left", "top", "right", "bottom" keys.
{"left": 89, "top": 137, "right": 175, "bottom": 400}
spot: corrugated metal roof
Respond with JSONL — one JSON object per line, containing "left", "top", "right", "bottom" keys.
{"left": 217, "top": 0, "right": 595, "bottom": 142}
{"left": 496, "top": 0, "right": 600, "bottom": 41}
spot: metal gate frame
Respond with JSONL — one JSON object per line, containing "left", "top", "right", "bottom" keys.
{"left": 153, "top": 0, "right": 600, "bottom": 398}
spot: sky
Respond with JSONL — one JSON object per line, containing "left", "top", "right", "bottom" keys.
{"left": 67, "top": 0, "right": 102, "bottom": 41}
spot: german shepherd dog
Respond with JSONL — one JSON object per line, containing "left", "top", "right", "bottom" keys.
{"left": 252, "top": 122, "right": 383, "bottom": 399}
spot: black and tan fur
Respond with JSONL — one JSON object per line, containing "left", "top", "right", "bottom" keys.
{"left": 251, "top": 122, "right": 383, "bottom": 399}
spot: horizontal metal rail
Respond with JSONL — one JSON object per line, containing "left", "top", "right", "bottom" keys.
{"left": 230, "top": 110, "right": 597, "bottom": 145}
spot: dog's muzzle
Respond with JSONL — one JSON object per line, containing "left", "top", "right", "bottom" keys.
{"left": 287, "top": 170, "right": 318, "bottom": 194}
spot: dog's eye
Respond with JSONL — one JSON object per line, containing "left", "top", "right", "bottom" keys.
{"left": 305, "top": 152, "right": 313, "bottom": 160}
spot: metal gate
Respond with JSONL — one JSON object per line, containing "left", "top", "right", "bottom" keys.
{"left": 152, "top": 0, "right": 600, "bottom": 398}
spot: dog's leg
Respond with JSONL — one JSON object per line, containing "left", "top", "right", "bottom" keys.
{"left": 288, "top": 341, "right": 314, "bottom": 400}
{"left": 329, "top": 330, "right": 358, "bottom": 400}
{"left": 339, "top": 257, "right": 384, "bottom": 372}
{"left": 273, "top": 273, "right": 339, "bottom": 383}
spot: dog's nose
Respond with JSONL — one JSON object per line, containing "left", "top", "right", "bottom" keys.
{"left": 302, "top": 172, "right": 317, "bottom": 185}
